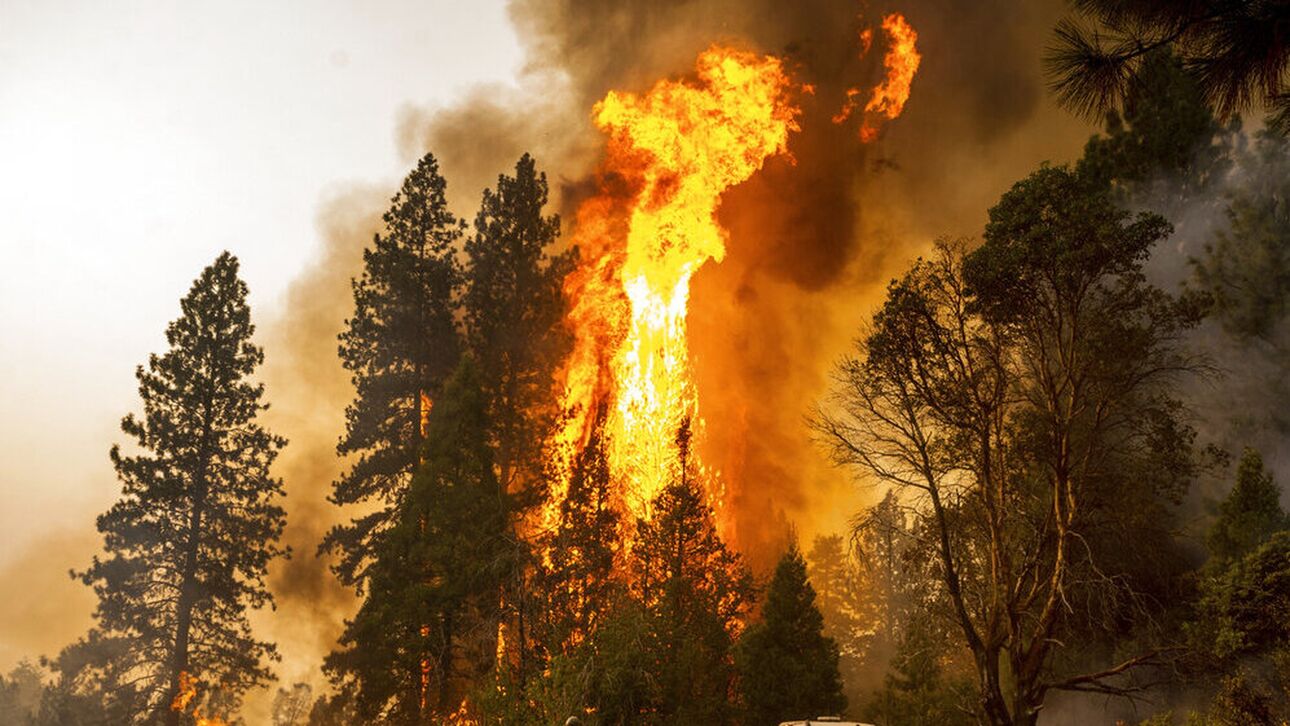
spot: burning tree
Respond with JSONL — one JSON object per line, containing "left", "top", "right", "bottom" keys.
{"left": 815, "top": 166, "right": 1208, "bottom": 725}
{"left": 48, "top": 252, "right": 287, "bottom": 724}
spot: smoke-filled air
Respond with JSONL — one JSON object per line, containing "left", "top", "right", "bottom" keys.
{"left": 4, "top": 1, "right": 1290, "bottom": 724}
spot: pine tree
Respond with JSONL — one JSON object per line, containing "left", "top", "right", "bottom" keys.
{"left": 464, "top": 153, "right": 572, "bottom": 494}
{"left": 1193, "top": 132, "right": 1290, "bottom": 341}
{"left": 462, "top": 153, "right": 573, "bottom": 686}
{"left": 323, "top": 152, "right": 464, "bottom": 589}
{"left": 537, "top": 411, "right": 622, "bottom": 656}
{"left": 736, "top": 542, "right": 846, "bottom": 724}
{"left": 862, "top": 615, "right": 972, "bottom": 726}
{"left": 1208, "top": 448, "right": 1288, "bottom": 566}
{"left": 324, "top": 359, "right": 513, "bottom": 723}
{"left": 1078, "top": 48, "right": 1233, "bottom": 205}
{"left": 52, "top": 252, "right": 287, "bottom": 724}
{"left": 627, "top": 422, "right": 756, "bottom": 724}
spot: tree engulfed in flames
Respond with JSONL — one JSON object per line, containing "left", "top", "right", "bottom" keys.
{"left": 835, "top": 13, "right": 922, "bottom": 141}
{"left": 549, "top": 47, "right": 801, "bottom": 527}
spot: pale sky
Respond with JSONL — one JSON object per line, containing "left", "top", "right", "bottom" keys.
{"left": 0, "top": 1, "right": 523, "bottom": 561}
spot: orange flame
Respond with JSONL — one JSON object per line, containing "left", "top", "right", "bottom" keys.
{"left": 170, "top": 671, "right": 229, "bottom": 726}
{"left": 549, "top": 47, "right": 800, "bottom": 527}
{"left": 835, "top": 13, "right": 921, "bottom": 141}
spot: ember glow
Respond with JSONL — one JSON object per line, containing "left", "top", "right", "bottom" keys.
{"left": 835, "top": 13, "right": 922, "bottom": 141}
{"left": 549, "top": 47, "right": 801, "bottom": 527}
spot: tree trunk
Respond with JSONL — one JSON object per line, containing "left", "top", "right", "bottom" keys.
{"left": 165, "top": 473, "right": 207, "bottom": 726}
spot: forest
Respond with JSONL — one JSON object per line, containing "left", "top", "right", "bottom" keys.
{"left": 3, "top": 2, "right": 1290, "bottom": 725}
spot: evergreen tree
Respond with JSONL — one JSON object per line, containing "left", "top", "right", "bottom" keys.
{"left": 464, "top": 152, "right": 572, "bottom": 494}
{"left": 537, "top": 411, "right": 622, "bottom": 657}
{"left": 1078, "top": 48, "right": 1234, "bottom": 206}
{"left": 1208, "top": 448, "right": 1288, "bottom": 565}
{"left": 52, "top": 252, "right": 287, "bottom": 724}
{"left": 1047, "top": 2, "right": 1290, "bottom": 132}
{"left": 736, "top": 542, "right": 846, "bottom": 724}
{"left": 627, "top": 422, "right": 756, "bottom": 724}
{"left": 1192, "top": 132, "right": 1290, "bottom": 341}
{"left": 462, "top": 153, "right": 573, "bottom": 687}
{"left": 324, "top": 359, "right": 513, "bottom": 723}
{"left": 323, "top": 152, "right": 464, "bottom": 589}
{"left": 862, "top": 616, "right": 973, "bottom": 726}
{"left": 0, "top": 661, "right": 44, "bottom": 725}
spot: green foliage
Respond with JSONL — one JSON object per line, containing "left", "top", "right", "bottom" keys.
{"left": 1192, "top": 132, "right": 1290, "bottom": 341}
{"left": 1207, "top": 448, "right": 1288, "bottom": 566}
{"left": 1047, "top": 2, "right": 1290, "bottom": 132}
{"left": 55, "top": 252, "right": 286, "bottom": 722}
{"left": 1078, "top": 48, "right": 1233, "bottom": 205}
{"left": 324, "top": 152, "right": 464, "bottom": 589}
{"left": 735, "top": 543, "right": 846, "bottom": 724}
{"left": 822, "top": 164, "right": 1208, "bottom": 724}
{"left": 324, "top": 153, "right": 571, "bottom": 714}
{"left": 1196, "top": 531, "right": 1290, "bottom": 661}
{"left": 1203, "top": 667, "right": 1290, "bottom": 726}
{"left": 325, "top": 359, "right": 512, "bottom": 722}
{"left": 464, "top": 152, "right": 573, "bottom": 494}
{"left": 627, "top": 473, "right": 756, "bottom": 725}
{"left": 861, "top": 616, "right": 973, "bottom": 726}
{"left": 461, "top": 154, "right": 574, "bottom": 691}
{"left": 968, "top": 164, "right": 1177, "bottom": 321}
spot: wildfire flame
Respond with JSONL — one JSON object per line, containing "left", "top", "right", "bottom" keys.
{"left": 170, "top": 671, "right": 229, "bottom": 726}
{"left": 834, "top": 13, "right": 921, "bottom": 141}
{"left": 549, "top": 47, "right": 800, "bottom": 527}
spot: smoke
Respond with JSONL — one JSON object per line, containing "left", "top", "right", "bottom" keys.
{"left": 1131, "top": 136, "right": 1290, "bottom": 499}
{"left": 253, "top": 0, "right": 1098, "bottom": 699}
{"left": 243, "top": 185, "right": 391, "bottom": 719}
{"left": 371, "top": 0, "right": 1095, "bottom": 569}
{"left": 0, "top": 530, "right": 96, "bottom": 672}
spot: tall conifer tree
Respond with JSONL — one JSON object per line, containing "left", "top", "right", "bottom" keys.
{"left": 323, "top": 152, "right": 464, "bottom": 589}
{"left": 51, "top": 252, "right": 287, "bottom": 724}
{"left": 737, "top": 543, "right": 847, "bottom": 723}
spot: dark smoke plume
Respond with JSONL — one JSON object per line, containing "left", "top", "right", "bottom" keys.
{"left": 259, "top": 0, "right": 1097, "bottom": 697}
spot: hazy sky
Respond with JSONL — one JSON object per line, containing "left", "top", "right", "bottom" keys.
{"left": 0, "top": 0, "right": 522, "bottom": 557}
{"left": 0, "top": 4, "right": 532, "bottom": 679}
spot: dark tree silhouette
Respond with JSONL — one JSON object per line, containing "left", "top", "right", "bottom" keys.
{"left": 625, "top": 424, "right": 756, "bottom": 724}
{"left": 1208, "top": 448, "right": 1288, "bottom": 566}
{"left": 324, "top": 359, "right": 514, "bottom": 723}
{"left": 736, "top": 542, "right": 846, "bottom": 724}
{"left": 1046, "top": 0, "right": 1290, "bottom": 131}
{"left": 49, "top": 252, "right": 287, "bottom": 724}
{"left": 462, "top": 153, "right": 573, "bottom": 687}
{"left": 323, "top": 152, "right": 464, "bottom": 590}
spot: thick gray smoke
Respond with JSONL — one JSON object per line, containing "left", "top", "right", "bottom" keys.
{"left": 1134, "top": 139, "right": 1290, "bottom": 497}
